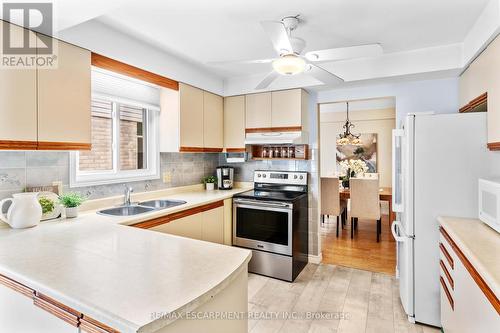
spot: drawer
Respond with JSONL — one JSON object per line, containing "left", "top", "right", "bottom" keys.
{"left": 440, "top": 275, "right": 454, "bottom": 311}
{"left": 440, "top": 259, "right": 454, "bottom": 290}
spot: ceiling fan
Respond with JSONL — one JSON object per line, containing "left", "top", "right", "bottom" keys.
{"left": 209, "top": 15, "right": 383, "bottom": 89}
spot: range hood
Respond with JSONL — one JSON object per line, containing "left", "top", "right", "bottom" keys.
{"left": 244, "top": 130, "right": 309, "bottom": 145}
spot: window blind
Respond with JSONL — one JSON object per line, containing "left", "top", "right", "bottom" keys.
{"left": 92, "top": 67, "right": 160, "bottom": 111}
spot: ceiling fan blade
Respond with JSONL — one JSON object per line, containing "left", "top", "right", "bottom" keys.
{"left": 206, "top": 58, "right": 274, "bottom": 66}
{"left": 255, "top": 71, "right": 280, "bottom": 90}
{"left": 260, "top": 21, "right": 293, "bottom": 55}
{"left": 307, "top": 64, "right": 344, "bottom": 85}
{"left": 305, "top": 44, "right": 383, "bottom": 62}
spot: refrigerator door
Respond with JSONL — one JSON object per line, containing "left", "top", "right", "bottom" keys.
{"left": 392, "top": 220, "right": 414, "bottom": 321}
{"left": 413, "top": 112, "right": 489, "bottom": 326}
{"left": 392, "top": 129, "right": 405, "bottom": 214}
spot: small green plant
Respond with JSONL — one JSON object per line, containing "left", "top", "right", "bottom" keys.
{"left": 59, "top": 192, "right": 86, "bottom": 208}
{"left": 203, "top": 175, "right": 217, "bottom": 184}
{"left": 39, "top": 197, "right": 55, "bottom": 214}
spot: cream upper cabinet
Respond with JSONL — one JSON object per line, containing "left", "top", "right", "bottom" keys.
{"left": 223, "top": 95, "right": 246, "bottom": 150}
{"left": 245, "top": 92, "right": 271, "bottom": 129}
{"left": 201, "top": 206, "right": 224, "bottom": 244}
{"left": 0, "top": 22, "right": 38, "bottom": 146}
{"left": 459, "top": 35, "right": 500, "bottom": 145}
{"left": 271, "top": 89, "right": 303, "bottom": 128}
{"left": 203, "top": 91, "right": 223, "bottom": 149}
{"left": 179, "top": 83, "right": 204, "bottom": 149}
{"left": 37, "top": 37, "right": 91, "bottom": 146}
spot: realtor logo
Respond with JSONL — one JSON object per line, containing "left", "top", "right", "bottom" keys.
{"left": 1, "top": 2, "right": 57, "bottom": 68}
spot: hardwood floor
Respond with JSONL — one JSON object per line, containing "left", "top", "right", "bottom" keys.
{"left": 248, "top": 264, "right": 439, "bottom": 333}
{"left": 320, "top": 212, "right": 396, "bottom": 275}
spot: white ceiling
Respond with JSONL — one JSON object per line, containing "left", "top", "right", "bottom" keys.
{"left": 91, "top": 0, "right": 491, "bottom": 78}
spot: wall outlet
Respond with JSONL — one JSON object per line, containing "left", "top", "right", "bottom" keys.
{"left": 162, "top": 171, "right": 172, "bottom": 183}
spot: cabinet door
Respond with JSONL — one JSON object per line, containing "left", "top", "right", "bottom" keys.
{"left": 271, "top": 89, "right": 303, "bottom": 128}
{"left": 37, "top": 38, "right": 91, "bottom": 148}
{"left": 179, "top": 83, "right": 204, "bottom": 149}
{"left": 202, "top": 206, "right": 224, "bottom": 244}
{"left": 0, "top": 22, "right": 37, "bottom": 147}
{"left": 203, "top": 91, "right": 223, "bottom": 149}
{"left": 150, "top": 213, "right": 202, "bottom": 240}
{"left": 0, "top": 283, "right": 78, "bottom": 333}
{"left": 245, "top": 92, "right": 271, "bottom": 129}
{"left": 223, "top": 96, "right": 245, "bottom": 150}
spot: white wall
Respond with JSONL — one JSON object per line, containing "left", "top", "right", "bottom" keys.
{"left": 59, "top": 20, "right": 225, "bottom": 95}
{"left": 317, "top": 77, "right": 459, "bottom": 126}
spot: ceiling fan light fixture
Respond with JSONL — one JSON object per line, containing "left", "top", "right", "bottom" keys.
{"left": 272, "top": 54, "right": 306, "bottom": 75}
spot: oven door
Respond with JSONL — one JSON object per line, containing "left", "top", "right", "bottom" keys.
{"left": 233, "top": 198, "right": 293, "bottom": 256}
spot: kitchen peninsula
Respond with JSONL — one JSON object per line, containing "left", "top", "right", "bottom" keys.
{"left": 0, "top": 186, "right": 252, "bottom": 333}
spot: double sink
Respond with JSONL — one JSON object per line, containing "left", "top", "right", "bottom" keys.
{"left": 98, "top": 199, "right": 187, "bottom": 217}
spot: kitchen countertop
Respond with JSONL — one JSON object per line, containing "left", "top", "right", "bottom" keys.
{"left": 438, "top": 216, "right": 500, "bottom": 297}
{"left": 0, "top": 185, "right": 252, "bottom": 333}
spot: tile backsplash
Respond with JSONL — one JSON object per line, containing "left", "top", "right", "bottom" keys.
{"left": 0, "top": 151, "right": 219, "bottom": 200}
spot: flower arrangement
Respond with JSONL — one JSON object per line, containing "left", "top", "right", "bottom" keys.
{"left": 339, "top": 159, "right": 368, "bottom": 177}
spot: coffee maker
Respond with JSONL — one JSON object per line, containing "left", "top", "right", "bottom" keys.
{"left": 216, "top": 166, "right": 234, "bottom": 190}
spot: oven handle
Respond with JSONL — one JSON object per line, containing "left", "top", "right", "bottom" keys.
{"left": 233, "top": 198, "right": 292, "bottom": 209}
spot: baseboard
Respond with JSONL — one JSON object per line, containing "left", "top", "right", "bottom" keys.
{"left": 308, "top": 252, "right": 323, "bottom": 264}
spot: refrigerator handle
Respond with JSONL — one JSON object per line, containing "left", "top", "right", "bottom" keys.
{"left": 391, "top": 220, "right": 407, "bottom": 242}
{"left": 392, "top": 129, "right": 404, "bottom": 213}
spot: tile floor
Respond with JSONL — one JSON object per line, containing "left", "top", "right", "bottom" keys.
{"left": 247, "top": 264, "right": 440, "bottom": 333}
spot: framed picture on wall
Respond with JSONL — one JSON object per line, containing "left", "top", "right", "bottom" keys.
{"left": 336, "top": 133, "right": 377, "bottom": 173}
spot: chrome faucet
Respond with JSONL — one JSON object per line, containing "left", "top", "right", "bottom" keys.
{"left": 124, "top": 186, "right": 133, "bottom": 206}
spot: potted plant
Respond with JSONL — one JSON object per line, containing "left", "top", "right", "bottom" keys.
{"left": 203, "top": 176, "right": 217, "bottom": 191}
{"left": 59, "top": 192, "right": 86, "bottom": 218}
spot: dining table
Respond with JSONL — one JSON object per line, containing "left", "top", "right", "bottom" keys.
{"left": 339, "top": 187, "right": 395, "bottom": 228}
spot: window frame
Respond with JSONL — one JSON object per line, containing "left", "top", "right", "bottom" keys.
{"left": 69, "top": 94, "right": 160, "bottom": 188}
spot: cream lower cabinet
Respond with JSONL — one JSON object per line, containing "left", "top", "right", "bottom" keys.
{"left": 439, "top": 229, "right": 499, "bottom": 332}
{"left": 0, "top": 280, "right": 78, "bottom": 333}
{"left": 148, "top": 202, "right": 226, "bottom": 244}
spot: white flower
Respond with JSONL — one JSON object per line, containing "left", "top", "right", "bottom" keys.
{"left": 338, "top": 159, "right": 368, "bottom": 176}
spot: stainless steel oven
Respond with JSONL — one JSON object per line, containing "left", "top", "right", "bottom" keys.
{"left": 233, "top": 198, "right": 293, "bottom": 256}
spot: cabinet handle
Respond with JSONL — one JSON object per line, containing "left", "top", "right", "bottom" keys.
{"left": 440, "top": 276, "right": 454, "bottom": 311}
{"left": 80, "top": 317, "right": 120, "bottom": 333}
{"left": 440, "top": 260, "right": 454, "bottom": 290}
{"left": 33, "top": 295, "right": 80, "bottom": 327}
{"left": 439, "top": 242, "right": 454, "bottom": 269}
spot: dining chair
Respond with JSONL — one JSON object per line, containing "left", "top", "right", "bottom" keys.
{"left": 363, "top": 172, "right": 379, "bottom": 179}
{"left": 321, "top": 177, "right": 347, "bottom": 237}
{"left": 349, "top": 178, "right": 382, "bottom": 242}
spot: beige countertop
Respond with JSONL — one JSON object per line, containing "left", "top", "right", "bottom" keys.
{"left": 0, "top": 185, "right": 253, "bottom": 333}
{"left": 438, "top": 216, "right": 500, "bottom": 297}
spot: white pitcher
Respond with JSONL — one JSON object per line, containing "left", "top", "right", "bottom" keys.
{"left": 0, "top": 193, "right": 42, "bottom": 229}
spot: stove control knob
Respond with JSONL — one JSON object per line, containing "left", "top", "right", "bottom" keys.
{"left": 294, "top": 175, "right": 298, "bottom": 179}
{"left": 299, "top": 175, "right": 304, "bottom": 180}
{"left": 257, "top": 173, "right": 261, "bottom": 178}
{"left": 263, "top": 174, "right": 267, "bottom": 178}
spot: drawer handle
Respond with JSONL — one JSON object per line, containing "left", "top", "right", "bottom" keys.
{"left": 439, "top": 243, "right": 454, "bottom": 269}
{"left": 440, "top": 276, "right": 454, "bottom": 311}
{"left": 440, "top": 259, "right": 454, "bottom": 290}
{"left": 33, "top": 296, "right": 80, "bottom": 327}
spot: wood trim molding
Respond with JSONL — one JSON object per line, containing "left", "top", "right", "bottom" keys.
{"left": 38, "top": 141, "right": 92, "bottom": 151}
{"left": 80, "top": 316, "right": 120, "bottom": 333}
{"left": 439, "top": 243, "right": 454, "bottom": 269}
{"left": 0, "top": 273, "right": 35, "bottom": 298}
{"left": 0, "top": 140, "right": 38, "bottom": 150}
{"left": 487, "top": 142, "right": 500, "bottom": 151}
{"left": 440, "top": 259, "right": 454, "bottom": 289}
{"left": 133, "top": 200, "right": 224, "bottom": 229}
{"left": 245, "top": 126, "right": 302, "bottom": 133}
{"left": 36, "top": 293, "right": 82, "bottom": 318}
{"left": 91, "top": 53, "right": 179, "bottom": 91}
{"left": 440, "top": 276, "right": 454, "bottom": 310}
{"left": 225, "top": 148, "right": 246, "bottom": 153}
{"left": 34, "top": 295, "right": 80, "bottom": 327}
{"left": 440, "top": 227, "right": 500, "bottom": 314}
{"left": 179, "top": 147, "right": 223, "bottom": 153}
{"left": 459, "top": 92, "right": 487, "bottom": 113}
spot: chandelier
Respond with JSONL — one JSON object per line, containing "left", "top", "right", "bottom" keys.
{"left": 336, "top": 102, "right": 361, "bottom": 145}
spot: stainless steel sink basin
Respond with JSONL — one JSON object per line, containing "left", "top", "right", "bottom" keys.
{"left": 98, "top": 205, "right": 155, "bottom": 216}
{"left": 138, "top": 199, "right": 187, "bottom": 209}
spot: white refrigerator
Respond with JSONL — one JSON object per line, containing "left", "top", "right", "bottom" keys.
{"left": 391, "top": 112, "right": 489, "bottom": 326}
